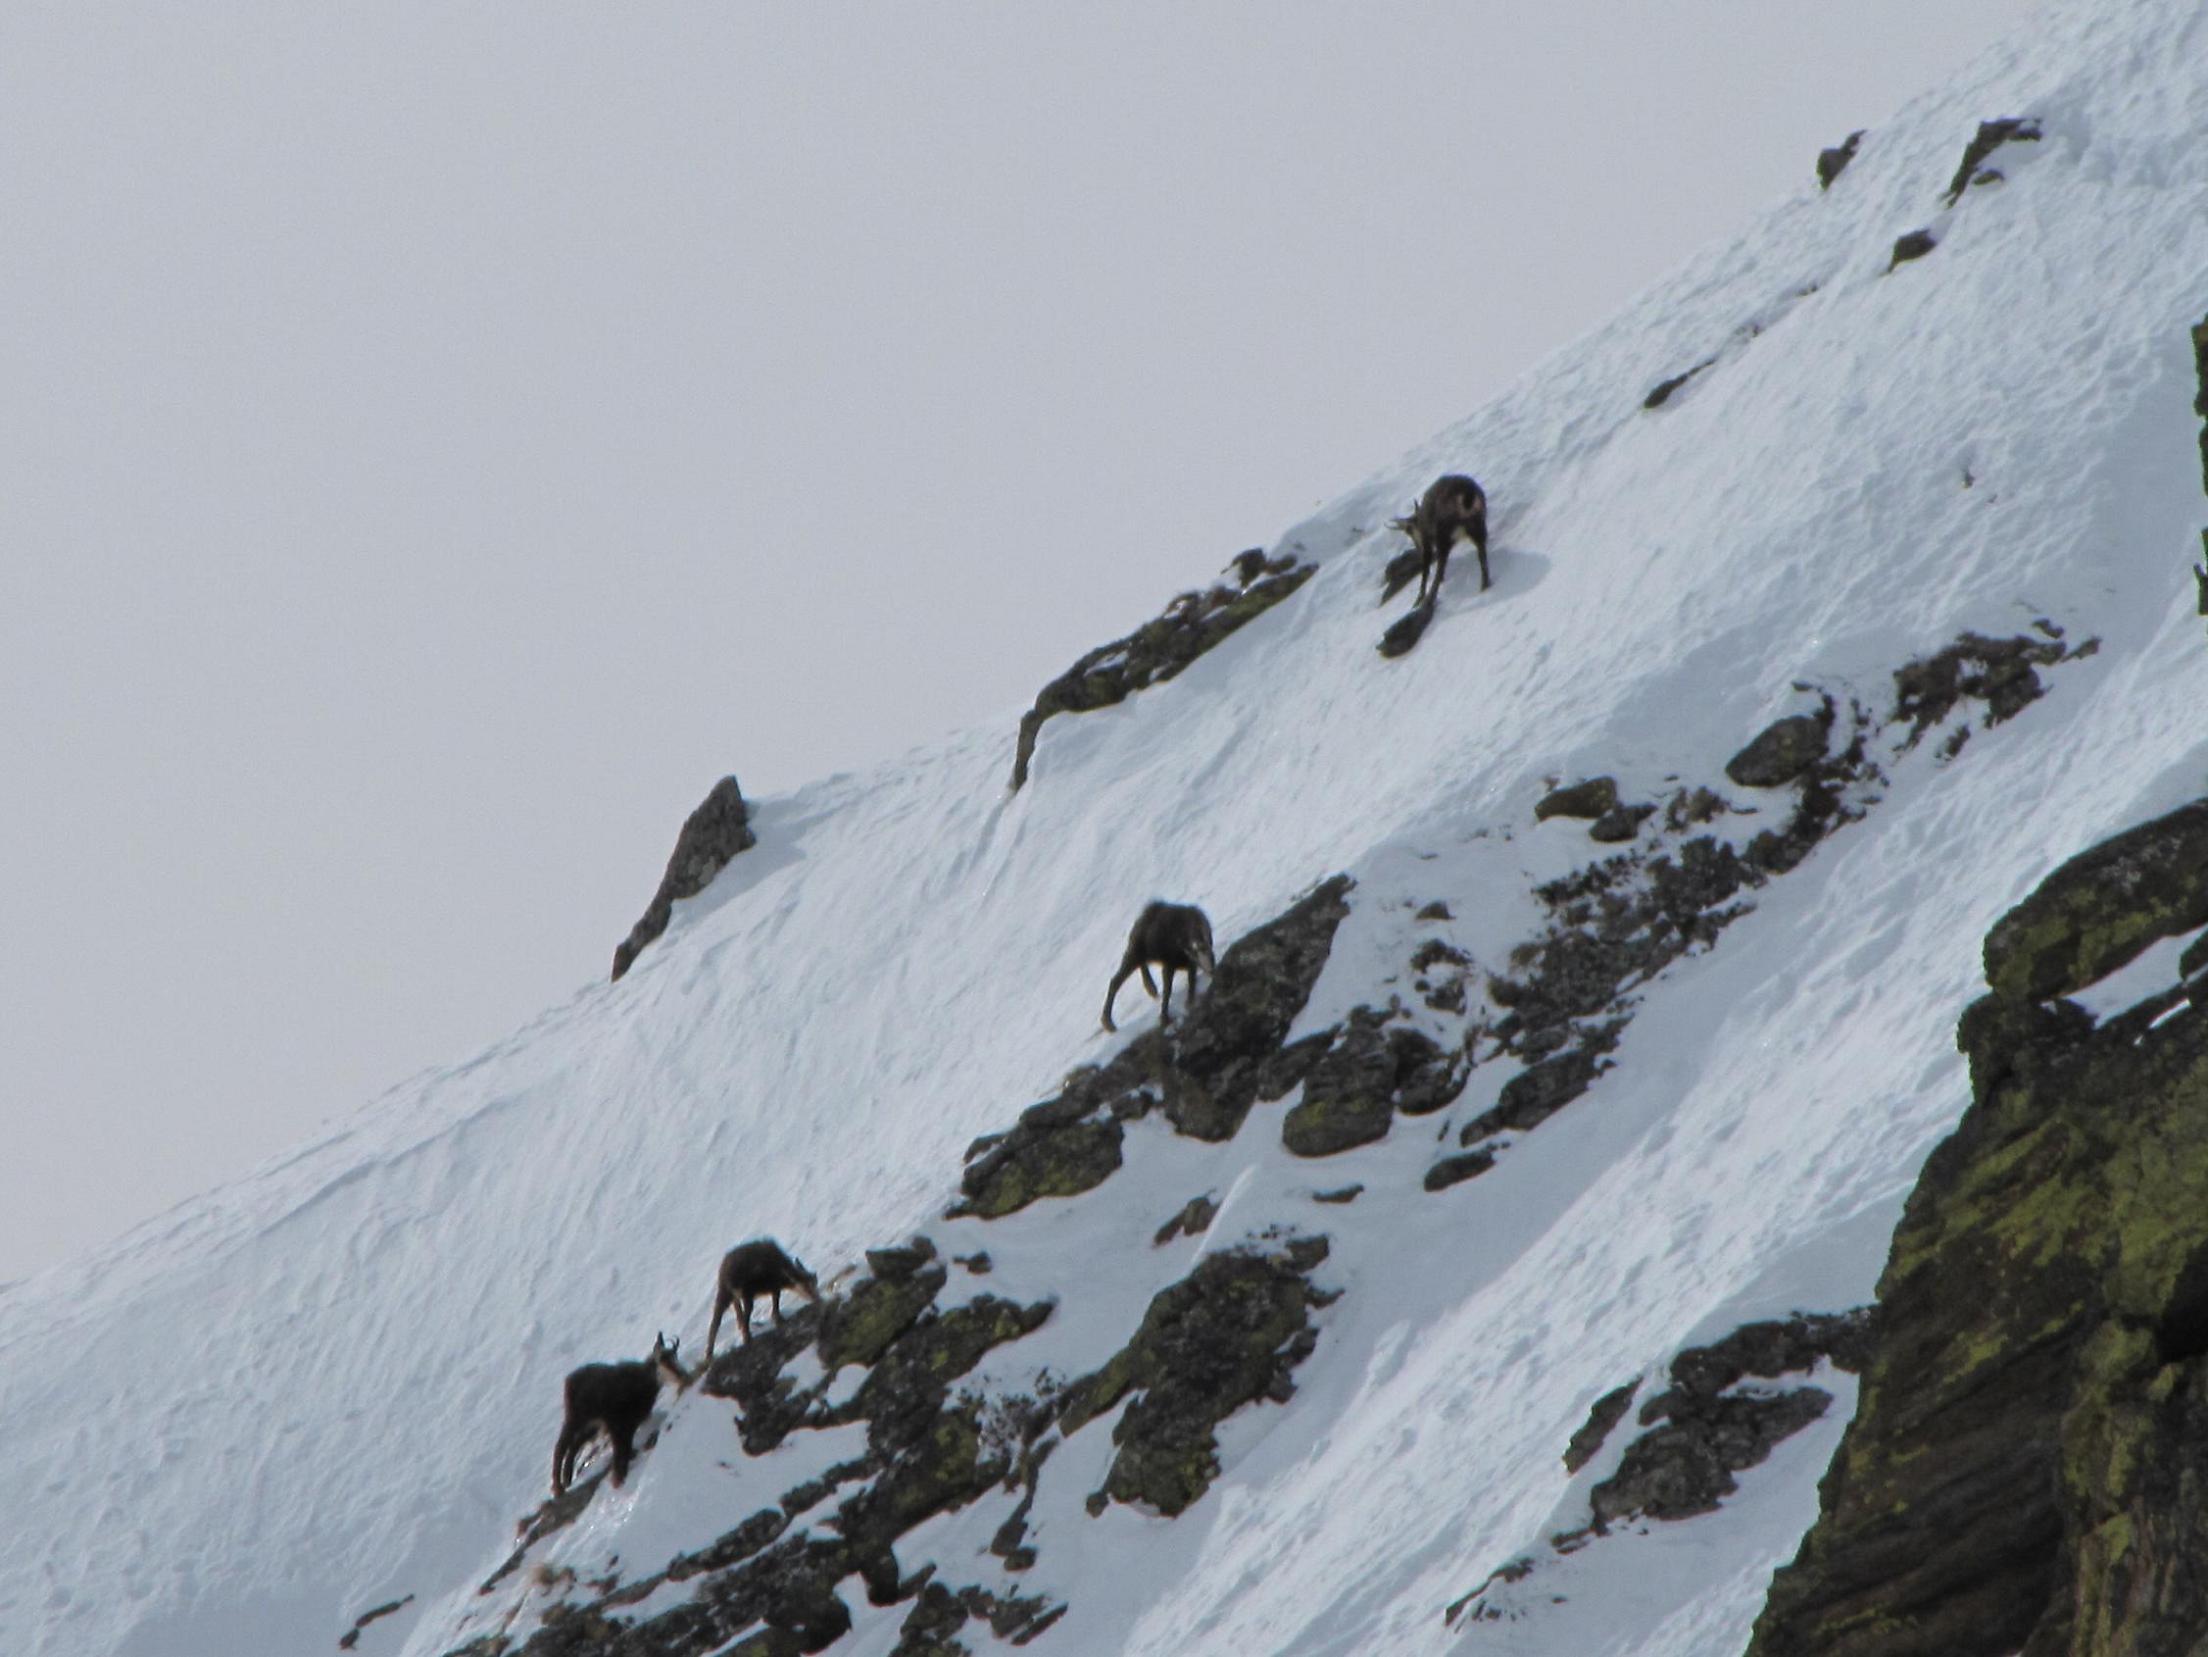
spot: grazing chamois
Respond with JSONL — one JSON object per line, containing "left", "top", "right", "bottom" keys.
{"left": 1102, "top": 901, "right": 1216, "bottom": 1033}
{"left": 550, "top": 1333, "right": 691, "bottom": 1497}
{"left": 1389, "top": 474, "right": 1490, "bottom": 606}
{"left": 705, "top": 1240, "right": 821, "bottom": 1359}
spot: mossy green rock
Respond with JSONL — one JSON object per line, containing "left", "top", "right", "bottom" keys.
{"left": 816, "top": 1265, "right": 946, "bottom": 1372}
{"left": 1536, "top": 777, "right": 1620, "bottom": 821}
{"left": 1059, "top": 1239, "right": 1331, "bottom": 1516}
{"left": 952, "top": 1115, "right": 1123, "bottom": 1221}
{"left": 1982, "top": 798, "right": 2208, "bottom": 1003}
{"left": 1751, "top": 797, "right": 2208, "bottom": 1657}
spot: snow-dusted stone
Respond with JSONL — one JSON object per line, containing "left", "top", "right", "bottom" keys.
{"left": 610, "top": 775, "right": 756, "bottom": 980}
{"left": 1982, "top": 797, "right": 2208, "bottom": 1002}
{"left": 1725, "top": 714, "right": 1829, "bottom": 788}
{"left": 1535, "top": 776, "right": 1620, "bottom": 821}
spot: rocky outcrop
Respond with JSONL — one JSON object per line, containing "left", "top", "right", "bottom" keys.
{"left": 1943, "top": 117, "right": 2041, "bottom": 206}
{"left": 1590, "top": 1313, "right": 1870, "bottom": 1528}
{"left": 1010, "top": 554, "right": 1315, "bottom": 789}
{"left": 953, "top": 876, "right": 1354, "bottom": 1217}
{"left": 1889, "top": 229, "right": 1937, "bottom": 270}
{"left": 611, "top": 777, "right": 757, "bottom": 981}
{"left": 1726, "top": 711, "right": 1830, "bottom": 788}
{"left": 1891, "top": 628, "right": 2079, "bottom": 749}
{"left": 1818, "top": 130, "right": 1864, "bottom": 190}
{"left": 1536, "top": 777, "right": 1620, "bottom": 821}
{"left": 1057, "top": 1237, "right": 1334, "bottom": 1517}
{"left": 1750, "top": 795, "right": 2208, "bottom": 1657}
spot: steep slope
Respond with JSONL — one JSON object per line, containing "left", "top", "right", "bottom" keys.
{"left": 5, "top": 1, "right": 2208, "bottom": 1653}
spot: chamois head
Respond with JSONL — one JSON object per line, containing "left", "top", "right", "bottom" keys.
{"left": 651, "top": 1331, "right": 693, "bottom": 1394}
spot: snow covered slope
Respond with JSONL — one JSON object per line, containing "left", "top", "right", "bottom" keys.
{"left": 7, "top": 1, "right": 2208, "bottom": 1652}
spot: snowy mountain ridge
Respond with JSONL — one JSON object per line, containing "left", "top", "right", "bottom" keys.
{"left": 7, "top": 1, "right": 2208, "bottom": 1652}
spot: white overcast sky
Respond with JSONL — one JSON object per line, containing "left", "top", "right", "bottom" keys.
{"left": 0, "top": 2, "right": 2031, "bottom": 1281}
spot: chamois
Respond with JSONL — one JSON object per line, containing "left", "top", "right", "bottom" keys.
{"left": 1389, "top": 474, "right": 1489, "bottom": 606}
{"left": 705, "top": 1239, "right": 821, "bottom": 1359}
{"left": 1102, "top": 901, "right": 1216, "bottom": 1033}
{"left": 550, "top": 1333, "right": 691, "bottom": 1497}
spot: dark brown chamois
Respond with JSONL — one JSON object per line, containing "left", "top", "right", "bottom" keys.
{"left": 1101, "top": 901, "right": 1216, "bottom": 1033}
{"left": 705, "top": 1240, "right": 821, "bottom": 1359}
{"left": 1389, "top": 474, "right": 1489, "bottom": 606}
{"left": 550, "top": 1333, "right": 691, "bottom": 1497}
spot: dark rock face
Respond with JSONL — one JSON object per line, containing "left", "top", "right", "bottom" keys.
{"left": 1588, "top": 803, "right": 1655, "bottom": 843}
{"left": 1058, "top": 1238, "right": 1333, "bottom": 1517}
{"left": 890, "top": 1581, "right": 1064, "bottom": 1654}
{"left": 1010, "top": 554, "right": 1315, "bottom": 789}
{"left": 954, "top": 877, "right": 1354, "bottom": 1217}
{"left": 1817, "top": 129, "right": 1864, "bottom": 189}
{"left": 1726, "top": 712, "right": 1829, "bottom": 788}
{"left": 1889, "top": 229, "right": 1937, "bottom": 269}
{"left": 1153, "top": 1193, "right": 1219, "bottom": 1246}
{"left": 1422, "top": 1148, "right": 1495, "bottom": 1192}
{"left": 1644, "top": 359, "right": 1715, "bottom": 409}
{"left": 1563, "top": 1383, "right": 1638, "bottom": 1474}
{"left": 1588, "top": 1314, "right": 1867, "bottom": 1527}
{"left": 1982, "top": 799, "right": 2208, "bottom": 1002}
{"left": 1750, "top": 796, "right": 2208, "bottom": 1657}
{"left": 1283, "top": 1009, "right": 1467, "bottom": 1158}
{"left": 611, "top": 777, "right": 757, "bottom": 980}
{"left": 1536, "top": 777, "right": 1620, "bottom": 821}
{"left": 1943, "top": 116, "right": 2041, "bottom": 206}
{"left": 1891, "top": 629, "right": 2076, "bottom": 747}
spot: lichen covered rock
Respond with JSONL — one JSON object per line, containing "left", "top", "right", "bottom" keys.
{"left": 1011, "top": 555, "right": 1315, "bottom": 789}
{"left": 1982, "top": 797, "right": 2208, "bottom": 1003}
{"left": 1751, "top": 797, "right": 2208, "bottom": 1657}
{"left": 1059, "top": 1238, "right": 1333, "bottom": 1517}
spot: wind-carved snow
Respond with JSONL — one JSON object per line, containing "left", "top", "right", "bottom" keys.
{"left": 7, "top": 0, "right": 2208, "bottom": 1652}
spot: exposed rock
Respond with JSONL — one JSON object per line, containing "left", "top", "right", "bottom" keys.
{"left": 952, "top": 1107, "right": 1124, "bottom": 1222}
{"left": 338, "top": 1596, "right": 413, "bottom": 1651}
{"left": 1592, "top": 1389, "right": 1831, "bottom": 1526}
{"left": 952, "top": 877, "right": 1353, "bottom": 1216}
{"left": 890, "top": 1581, "right": 1065, "bottom": 1654}
{"left": 1817, "top": 129, "right": 1864, "bottom": 189}
{"left": 1422, "top": 1149, "right": 1495, "bottom": 1191}
{"left": 816, "top": 1265, "right": 948, "bottom": 1373}
{"left": 1536, "top": 777, "right": 1620, "bottom": 821}
{"left": 1942, "top": 116, "right": 2041, "bottom": 206}
{"left": 1059, "top": 1239, "right": 1332, "bottom": 1516}
{"left": 1416, "top": 900, "right": 1454, "bottom": 921}
{"left": 1563, "top": 1383, "right": 1638, "bottom": 1474}
{"left": 1312, "top": 1184, "right": 1363, "bottom": 1204}
{"left": 1283, "top": 1010, "right": 1467, "bottom": 1157}
{"left": 1889, "top": 229, "right": 1937, "bottom": 269}
{"left": 1459, "top": 1034, "right": 1614, "bottom": 1144}
{"left": 1010, "top": 555, "right": 1315, "bottom": 789}
{"left": 1644, "top": 359, "right": 1714, "bottom": 410}
{"left": 1378, "top": 601, "right": 1435, "bottom": 658}
{"left": 1891, "top": 630, "right": 2075, "bottom": 747}
{"left": 1588, "top": 803, "right": 1656, "bottom": 843}
{"left": 1153, "top": 1194, "right": 1219, "bottom": 1246}
{"left": 1725, "top": 712, "right": 1829, "bottom": 788}
{"left": 1750, "top": 796, "right": 2208, "bottom": 1657}
{"left": 1589, "top": 1313, "right": 1866, "bottom": 1527}
{"left": 611, "top": 777, "right": 756, "bottom": 981}
{"left": 1983, "top": 798, "right": 2208, "bottom": 1004}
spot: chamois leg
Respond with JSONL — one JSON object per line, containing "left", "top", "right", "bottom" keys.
{"left": 1102, "top": 956, "right": 1142, "bottom": 1032}
{"left": 770, "top": 1289, "right": 785, "bottom": 1327}
{"left": 1160, "top": 963, "right": 1178, "bottom": 1024}
{"left": 1428, "top": 541, "right": 1450, "bottom": 607}
{"left": 1473, "top": 525, "right": 1491, "bottom": 591}
{"left": 553, "top": 1419, "right": 593, "bottom": 1496}
{"left": 1140, "top": 963, "right": 1160, "bottom": 998}
{"left": 706, "top": 1288, "right": 730, "bottom": 1363}
{"left": 738, "top": 1291, "right": 756, "bottom": 1345}
{"left": 609, "top": 1424, "right": 638, "bottom": 1488}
